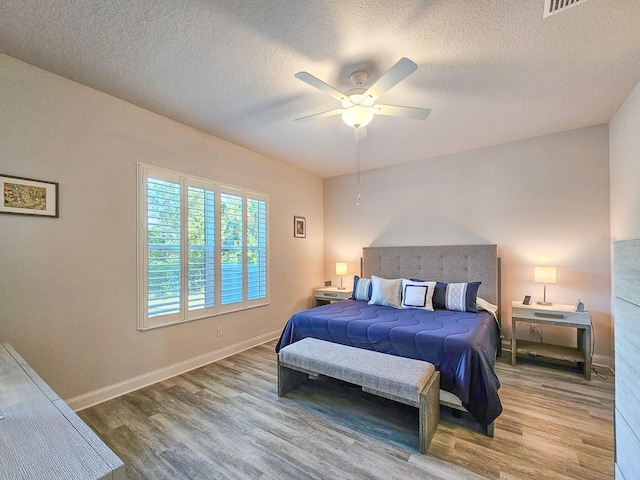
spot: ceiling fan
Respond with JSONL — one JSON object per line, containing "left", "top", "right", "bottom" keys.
{"left": 293, "top": 57, "right": 431, "bottom": 138}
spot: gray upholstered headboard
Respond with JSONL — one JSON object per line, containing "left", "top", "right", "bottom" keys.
{"left": 363, "top": 244, "right": 500, "bottom": 315}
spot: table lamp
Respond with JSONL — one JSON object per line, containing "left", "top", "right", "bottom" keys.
{"left": 336, "top": 262, "right": 348, "bottom": 289}
{"left": 534, "top": 266, "right": 556, "bottom": 306}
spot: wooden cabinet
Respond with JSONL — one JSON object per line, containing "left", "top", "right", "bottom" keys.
{"left": 0, "top": 343, "right": 124, "bottom": 480}
{"left": 510, "top": 301, "right": 592, "bottom": 380}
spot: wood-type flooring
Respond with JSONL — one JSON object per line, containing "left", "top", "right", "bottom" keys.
{"left": 79, "top": 341, "right": 614, "bottom": 480}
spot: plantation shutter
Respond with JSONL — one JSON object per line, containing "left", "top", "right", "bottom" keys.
{"left": 187, "top": 180, "right": 216, "bottom": 317}
{"left": 144, "top": 172, "right": 182, "bottom": 326}
{"left": 220, "top": 189, "right": 243, "bottom": 308}
{"left": 247, "top": 194, "right": 267, "bottom": 303}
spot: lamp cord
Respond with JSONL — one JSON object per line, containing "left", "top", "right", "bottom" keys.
{"left": 590, "top": 319, "right": 608, "bottom": 380}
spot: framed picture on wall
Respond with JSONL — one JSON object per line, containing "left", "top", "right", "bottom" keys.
{"left": 294, "top": 216, "right": 306, "bottom": 238}
{"left": 1, "top": 174, "right": 59, "bottom": 218}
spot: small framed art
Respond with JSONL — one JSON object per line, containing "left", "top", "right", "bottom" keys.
{"left": 294, "top": 216, "right": 306, "bottom": 238}
{"left": 1, "top": 174, "right": 59, "bottom": 218}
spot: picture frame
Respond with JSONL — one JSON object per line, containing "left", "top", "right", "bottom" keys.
{"left": 294, "top": 216, "right": 306, "bottom": 238}
{"left": 1, "top": 174, "right": 59, "bottom": 218}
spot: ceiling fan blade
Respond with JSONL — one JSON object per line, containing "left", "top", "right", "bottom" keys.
{"left": 361, "top": 57, "right": 418, "bottom": 103}
{"left": 375, "top": 104, "right": 431, "bottom": 120}
{"left": 353, "top": 126, "right": 367, "bottom": 142}
{"left": 295, "top": 72, "right": 348, "bottom": 103}
{"left": 293, "top": 108, "right": 344, "bottom": 123}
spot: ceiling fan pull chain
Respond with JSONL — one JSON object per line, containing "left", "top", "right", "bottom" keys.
{"left": 355, "top": 127, "right": 361, "bottom": 206}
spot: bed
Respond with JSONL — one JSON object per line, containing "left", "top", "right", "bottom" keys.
{"left": 276, "top": 245, "right": 502, "bottom": 431}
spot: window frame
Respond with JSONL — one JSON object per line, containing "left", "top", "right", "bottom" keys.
{"left": 137, "top": 163, "right": 269, "bottom": 330}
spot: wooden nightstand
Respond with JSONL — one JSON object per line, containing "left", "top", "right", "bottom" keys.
{"left": 511, "top": 301, "right": 592, "bottom": 380}
{"left": 314, "top": 287, "right": 353, "bottom": 307}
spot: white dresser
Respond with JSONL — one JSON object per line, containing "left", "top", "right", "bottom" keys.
{"left": 614, "top": 240, "right": 640, "bottom": 480}
{"left": 0, "top": 343, "right": 124, "bottom": 480}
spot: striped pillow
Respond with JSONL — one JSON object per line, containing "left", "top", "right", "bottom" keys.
{"left": 412, "top": 280, "right": 481, "bottom": 312}
{"left": 438, "top": 282, "right": 481, "bottom": 312}
{"left": 351, "top": 276, "right": 372, "bottom": 301}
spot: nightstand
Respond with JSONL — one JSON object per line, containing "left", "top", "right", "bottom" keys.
{"left": 511, "top": 301, "right": 592, "bottom": 380}
{"left": 314, "top": 287, "right": 353, "bottom": 307}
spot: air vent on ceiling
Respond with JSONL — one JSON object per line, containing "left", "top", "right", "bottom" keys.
{"left": 543, "top": 0, "right": 590, "bottom": 18}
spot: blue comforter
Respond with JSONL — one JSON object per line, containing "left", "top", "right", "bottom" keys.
{"left": 275, "top": 299, "right": 502, "bottom": 426}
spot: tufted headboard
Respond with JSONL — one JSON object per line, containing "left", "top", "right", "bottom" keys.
{"left": 363, "top": 244, "right": 500, "bottom": 318}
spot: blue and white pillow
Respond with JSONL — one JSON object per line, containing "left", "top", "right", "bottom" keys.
{"left": 412, "top": 279, "right": 481, "bottom": 312}
{"left": 351, "top": 275, "right": 372, "bottom": 301}
{"left": 401, "top": 279, "right": 437, "bottom": 311}
{"left": 436, "top": 281, "right": 481, "bottom": 312}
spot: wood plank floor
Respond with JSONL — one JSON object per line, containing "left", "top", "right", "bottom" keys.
{"left": 78, "top": 341, "right": 614, "bottom": 480}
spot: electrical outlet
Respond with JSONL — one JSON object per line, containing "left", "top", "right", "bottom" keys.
{"left": 217, "top": 327, "right": 223, "bottom": 337}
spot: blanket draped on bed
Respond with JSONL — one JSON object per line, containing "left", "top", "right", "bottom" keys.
{"left": 275, "top": 299, "right": 502, "bottom": 427}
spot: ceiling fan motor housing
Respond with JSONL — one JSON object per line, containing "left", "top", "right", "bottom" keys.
{"left": 349, "top": 70, "right": 368, "bottom": 87}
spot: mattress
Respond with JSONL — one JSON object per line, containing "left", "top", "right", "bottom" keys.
{"left": 276, "top": 299, "right": 503, "bottom": 426}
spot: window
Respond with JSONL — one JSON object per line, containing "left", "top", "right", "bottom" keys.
{"left": 138, "top": 164, "right": 269, "bottom": 330}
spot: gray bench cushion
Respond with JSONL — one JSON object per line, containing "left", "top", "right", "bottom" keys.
{"left": 278, "top": 338, "right": 435, "bottom": 405}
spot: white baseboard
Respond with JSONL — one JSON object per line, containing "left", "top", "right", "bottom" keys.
{"left": 66, "top": 329, "right": 282, "bottom": 412}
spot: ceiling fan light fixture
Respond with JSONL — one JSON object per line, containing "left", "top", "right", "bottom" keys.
{"left": 294, "top": 58, "right": 429, "bottom": 128}
{"left": 341, "top": 105, "right": 374, "bottom": 128}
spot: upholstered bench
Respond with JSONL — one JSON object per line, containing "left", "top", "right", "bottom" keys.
{"left": 277, "top": 337, "right": 440, "bottom": 453}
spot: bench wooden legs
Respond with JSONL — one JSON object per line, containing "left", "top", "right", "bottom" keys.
{"left": 277, "top": 358, "right": 309, "bottom": 397}
{"left": 419, "top": 371, "right": 440, "bottom": 454}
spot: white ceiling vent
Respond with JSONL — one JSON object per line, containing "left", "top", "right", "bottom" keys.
{"left": 543, "top": 0, "right": 590, "bottom": 18}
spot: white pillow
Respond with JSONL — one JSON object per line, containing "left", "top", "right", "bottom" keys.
{"left": 368, "top": 275, "right": 402, "bottom": 309}
{"left": 401, "top": 279, "right": 437, "bottom": 311}
{"left": 476, "top": 297, "right": 498, "bottom": 318}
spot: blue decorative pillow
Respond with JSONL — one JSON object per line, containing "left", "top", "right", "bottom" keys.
{"left": 412, "top": 279, "right": 481, "bottom": 313}
{"left": 431, "top": 281, "right": 448, "bottom": 310}
{"left": 442, "top": 282, "right": 481, "bottom": 312}
{"left": 351, "top": 275, "right": 372, "bottom": 301}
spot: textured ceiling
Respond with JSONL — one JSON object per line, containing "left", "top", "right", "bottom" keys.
{"left": 1, "top": 0, "right": 639, "bottom": 178}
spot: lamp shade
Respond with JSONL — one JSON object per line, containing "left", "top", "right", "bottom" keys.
{"left": 534, "top": 266, "right": 556, "bottom": 284}
{"left": 335, "top": 262, "right": 348, "bottom": 276}
{"left": 341, "top": 105, "right": 375, "bottom": 128}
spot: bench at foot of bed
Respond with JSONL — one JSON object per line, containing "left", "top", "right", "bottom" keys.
{"left": 277, "top": 337, "right": 440, "bottom": 454}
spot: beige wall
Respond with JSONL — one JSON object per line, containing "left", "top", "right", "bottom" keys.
{"left": 324, "top": 126, "right": 613, "bottom": 365}
{"left": 0, "top": 55, "right": 324, "bottom": 402}
{"left": 610, "top": 78, "right": 640, "bottom": 241}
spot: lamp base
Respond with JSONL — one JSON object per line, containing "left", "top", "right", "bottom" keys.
{"left": 537, "top": 301, "right": 553, "bottom": 306}
{"left": 337, "top": 287, "right": 346, "bottom": 290}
